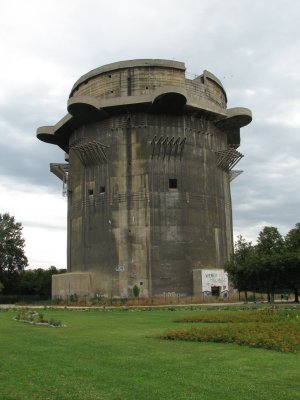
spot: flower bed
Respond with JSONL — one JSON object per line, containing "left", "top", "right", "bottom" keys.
{"left": 160, "top": 322, "right": 300, "bottom": 353}
{"left": 160, "top": 308, "right": 300, "bottom": 353}
{"left": 14, "top": 309, "right": 65, "bottom": 327}
{"left": 174, "top": 309, "right": 299, "bottom": 324}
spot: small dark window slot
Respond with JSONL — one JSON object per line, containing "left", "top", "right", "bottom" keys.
{"left": 100, "top": 186, "right": 106, "bottom": 194}
{"left": 169, "top": 178, "right": 178, "bottom": 189}
{"left": 88, "top": 189, "right": 94, "bottom": 196}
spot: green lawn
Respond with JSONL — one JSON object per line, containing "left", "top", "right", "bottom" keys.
{"left": 0, "top": 307, "right": 299, "bottom": 400}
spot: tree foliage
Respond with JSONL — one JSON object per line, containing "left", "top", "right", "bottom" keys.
{"left": 0, "top": 213, "right": 66, "bottom": 298}
{"left": 224, "top": 235, "right": 256, "bottom": 292}
{"left": 17, "top": 266, "right": 66, "bottom": 296}
{"left": 285, "top": 223, "right": 300, "bottom": 251}
{"left": 0, "top": 266, "right": 66, "bottom": 296}
{"left": 0, "top": 212, "right": 28, "bottom": 273}
{"left": 256, "top": 226, "right": 285, "bottom": 255}
{"left": 225, "top": 223, "right": 300, "bottom": 301}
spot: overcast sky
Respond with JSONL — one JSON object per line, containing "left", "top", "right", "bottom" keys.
{"left": 0, "top": 0, "right": 299, "bottom": 268}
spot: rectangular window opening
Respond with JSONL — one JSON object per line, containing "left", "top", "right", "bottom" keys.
{"left": 169, "top": 178, "right": 178, "bottom": 189}
{"left": 100, "top": 186, "right": 106, "bottom": 194}
{"left": 88, "top": 189, "right": 94, "bottom": 196}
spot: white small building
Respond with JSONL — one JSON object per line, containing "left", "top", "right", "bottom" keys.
{"left": 193, "top": 269, "right": 229, "bottom": 297}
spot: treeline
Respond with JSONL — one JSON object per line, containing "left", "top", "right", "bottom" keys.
{"left": 225, "top": 223, "right": 300, "bottom": 302}
{"left": 0, "top": 266, "right": 66, "bottom": 297}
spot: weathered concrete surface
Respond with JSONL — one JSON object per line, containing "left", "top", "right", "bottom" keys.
{"left": 52, "top": 273, "right": 92, "bottom": 299}
{"left": 37, "top": 59, "right": 251, "bottom": 299}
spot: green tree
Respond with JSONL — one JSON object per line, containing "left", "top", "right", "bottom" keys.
{"left": 285, "top": 223, "right": 300, "bottom": 250}
{"left": 255, "top": 226, "right": 286, "bottom": 301}
{"left": 256, "top": 226, "right": 285, "bottom": 255}
{"left": 285, "top": 223, "right": 300, "bottom": 302}
{"left": 225, "top": 235, "right": 256, "bottom": 300}
{"left": 18, "top": 266, "right": 66, "bottom": 297}
{"left": 0, "top": 213, "right": 28, "bottom": 273}
{"left": 226, "top": 225, "right": 300, "bottom": 303}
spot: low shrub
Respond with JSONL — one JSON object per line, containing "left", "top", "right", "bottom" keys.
{"left": 174, "top": 309, "right": 299, "bottom": 324}
{"left": 14, "top": 309, "right": 64, "bottom": 327}
{"left": 48, "top": 318, "right": 63, "bottom": 327}
{"left": 160, "top": 321, "right": 300, "bottom": 353}
{"left": 15, "top": 309, "right": 45, "bottom": 323}
{"left": 133, "top": 285, "right": 140, "bottom": 298}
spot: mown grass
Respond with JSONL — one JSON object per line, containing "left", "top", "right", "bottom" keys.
{"left": 0, "top": 307, "right": 299, "bottom": 400}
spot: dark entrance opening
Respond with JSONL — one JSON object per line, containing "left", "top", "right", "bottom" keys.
{"left": 211, "top": 286, "right": 221, "bottom": 296}
{"left": 169, "top": 178, "right": 178, "bottom": 189}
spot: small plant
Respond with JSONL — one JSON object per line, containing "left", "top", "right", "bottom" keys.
{"left": 15, "top": 309, "right": 41, "bottom": 323}
{"left": 14, "top": 309, "right": 65, "bottom": 327}
{"left": 133, "top": 285, "right": 140, "bottom": 298}
{"left": 69, "top": 293, "right": 78, "bottom": 303}
{"left": 48, "top": 318, "right": 63, "bottom": 327}
{"left": 38, "top": 312, "right": 44, "bottom": 322}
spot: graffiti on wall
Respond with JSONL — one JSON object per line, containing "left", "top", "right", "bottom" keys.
{"left": 201, "top": 269, "right": 228, "bottom": 294}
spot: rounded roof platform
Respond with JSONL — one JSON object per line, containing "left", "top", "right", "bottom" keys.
{"left": 70, "top": 59, "right": 186, "bottom": 96}
{"left": 37, "top": 59, "right": 252, "bottom": 152}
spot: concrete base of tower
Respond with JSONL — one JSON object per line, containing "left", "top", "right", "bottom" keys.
{"left": 51, "top": 272, "right": 150, "bottom": 300}
{"left": 52, "top": 273, "right": 93, "bottom": 300}
{"left": 52, "top": 269, "right": 230, "bottom": 300}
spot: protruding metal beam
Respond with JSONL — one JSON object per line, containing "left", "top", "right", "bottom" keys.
{"left": 215, "top": 148, "right": 243, "bottom": 171}
{"left": 70, "top": 140, "right": 109, "bottom": 166}
{"left": 229, "top": 170, "right": 243, "bottom": 182}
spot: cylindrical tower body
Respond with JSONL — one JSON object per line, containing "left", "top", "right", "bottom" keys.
{"left": 37, "top": 59, "right": 251, "bottom": 298}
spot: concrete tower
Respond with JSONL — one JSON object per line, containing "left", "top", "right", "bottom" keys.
{"left": 37, "top": 59, "right": 251, "bottom": 299}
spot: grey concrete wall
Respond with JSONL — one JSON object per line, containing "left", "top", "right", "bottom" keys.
{"left": 52, "top": 273, "right": 92, "bottom": 299}
{"left": 37, "top": 59, "right": 251, "bottom": 299}
{"left": 66, "top": 113, "right": 232, "bottom": 297}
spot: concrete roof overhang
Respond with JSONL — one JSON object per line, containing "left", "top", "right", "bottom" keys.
{"left": 37, "top": 88, "right": 252, "bottom": 152}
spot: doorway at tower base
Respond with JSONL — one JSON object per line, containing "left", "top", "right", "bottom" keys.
{"left": 193, "top": 269, "right": 229, "bottom": 298}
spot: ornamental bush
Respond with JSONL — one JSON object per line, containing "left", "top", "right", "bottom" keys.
{"left": 161, "top": 308, "right": 300, "bottom": 353}
{"left": 160, "top": 322, "right": 300, "bottom": 353}
{"left": 174, "top": 309, "right": 299, "bottom": 324}
{"left": 14, "top": 309, "right": 64, "bottom": 327}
